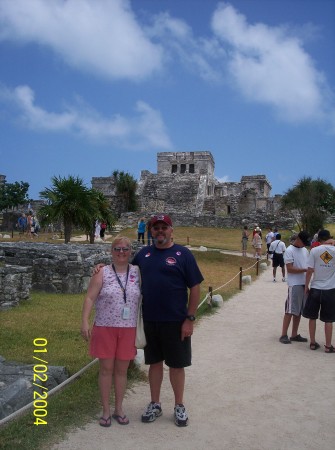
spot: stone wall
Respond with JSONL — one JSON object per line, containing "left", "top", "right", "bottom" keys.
{"left": 0, "top": 243, "right": 113, "bottom": 303}
{"left": 0, "top": 265, "right": 33, "bottom": 309}
{"left": 137, "top": 172, "right": 201, "bottom": 214}
{"left": 118, "top": 211, "right": 295, "bottom": 231}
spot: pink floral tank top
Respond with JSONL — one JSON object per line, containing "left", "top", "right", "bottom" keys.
{"left": 94, "top": 264, "right": 141, "bottom": 327}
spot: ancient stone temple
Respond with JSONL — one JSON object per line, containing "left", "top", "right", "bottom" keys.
{"left": 92, "top": 151, "right": 284, "bottom": 227}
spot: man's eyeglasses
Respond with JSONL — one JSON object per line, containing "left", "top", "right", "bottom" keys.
{"left": 113, "top": 247, "right": 130, "bottom": 252}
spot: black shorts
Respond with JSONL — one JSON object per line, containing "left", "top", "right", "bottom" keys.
{"left": 272, "top": 253, "right": 285, "bottom": 268}
{"left": 303, "top": 288, "right": 335, "bottom": 323}
{"left": 143, "top": 321, "right": 191, "bottom": 368}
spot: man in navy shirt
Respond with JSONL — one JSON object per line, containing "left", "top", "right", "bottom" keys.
{"left": 133, "top": 214, "right": 203, "bottom": 427}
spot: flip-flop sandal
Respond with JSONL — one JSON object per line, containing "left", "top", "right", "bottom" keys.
{"left": 310, "top": 342, "right": 320, "bottom": 350}
{"left": 112, "top": 414, "right": 129, "bottom": 425}
{"left": 99, "top": 416, "right": 111, "bottom": 427}
{"left": 324, "top": 345, "right": 335, "bottom": 353}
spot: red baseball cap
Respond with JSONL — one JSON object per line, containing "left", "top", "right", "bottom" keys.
{"left": 150, "top": 214, "right": 173, "bottom": 227}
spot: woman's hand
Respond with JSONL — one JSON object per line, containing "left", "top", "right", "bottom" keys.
{"left": 81, "top": 320, "right": 91, "bottom": 341}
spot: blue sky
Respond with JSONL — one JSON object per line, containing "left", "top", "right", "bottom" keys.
{"left": 0, "top": 0, "right": 334, "bottom": 200}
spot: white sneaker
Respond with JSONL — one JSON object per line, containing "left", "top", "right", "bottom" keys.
{"left": 174, "top": 404, "right": 188, "bottom": 427}
{"left": 141, "top": 402, "right": 162, "bottom": 423}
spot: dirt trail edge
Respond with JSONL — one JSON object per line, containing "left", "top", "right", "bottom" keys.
{"left": 52, "top": 266, "right": 335, "bottom": 450}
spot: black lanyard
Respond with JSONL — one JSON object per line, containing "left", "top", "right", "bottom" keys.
{"left": 112, "top": 264, "right": 129, "bottom": 303}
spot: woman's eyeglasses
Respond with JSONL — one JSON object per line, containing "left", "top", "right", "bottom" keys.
{"left": 113, "top": 247, "right": 130, "bottom": 252}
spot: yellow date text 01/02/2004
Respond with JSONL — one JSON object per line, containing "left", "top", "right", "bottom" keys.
{"left": 33, "top": 338, "right": 48, "bottom": 425}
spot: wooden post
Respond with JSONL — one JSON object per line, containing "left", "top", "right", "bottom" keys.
{"left": 256, "top": 259, "right": 259, "bottom": 276}
{"left": 239, "top": 267, "right": 243, "bottom": 290}
{"left": 208, "top": 286, "right": 213, "bottom": 306}
{"left": 187, "top": 236, "right": 189, "bottom": 245}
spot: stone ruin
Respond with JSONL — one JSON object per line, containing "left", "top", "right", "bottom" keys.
{"left": 0, "top": 355, "right": 69, "bottom": 421}
{"left": 92, "top": 151, "right": 289, "bottom": 228}
{"left": 0, "top": 242, "right": 113, "bottom": 310}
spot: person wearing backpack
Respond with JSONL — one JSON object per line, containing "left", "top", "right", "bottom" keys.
{"left": 269, "top": 233, "right": 286, "bottom": 282}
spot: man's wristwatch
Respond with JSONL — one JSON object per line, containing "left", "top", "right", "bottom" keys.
{"left": 186, "top": 314, "right": 196, "bottom": 321}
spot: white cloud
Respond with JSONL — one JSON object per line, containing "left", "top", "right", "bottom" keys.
{"left": 148, "top": 11, "right": 225, "bottom": 83}
{"left": 211, "top": 2, "right": 335, "bottom": 126}
{"left": 1, "top": 84, "right": 172, "bottom": 150}
{"left": 216, "top": 175, "right": 230, "bottom": 183}
{"left": 0, "top": 0, "right": 163, "bottom": 80}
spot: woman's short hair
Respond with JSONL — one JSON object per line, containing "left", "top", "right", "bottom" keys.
{"left": 111, "top": 236, "right": 131, "bottom": 248}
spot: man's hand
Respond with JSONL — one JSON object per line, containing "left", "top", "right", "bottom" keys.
{"left": 92, "top": 263, "right": 105, "bottom": 275}
{"left": 181, "top": 320, "right": 194, "bottom": 341}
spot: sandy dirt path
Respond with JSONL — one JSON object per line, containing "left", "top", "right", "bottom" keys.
{"left": 52, "top": 265, "right": 335, "bottom": 450}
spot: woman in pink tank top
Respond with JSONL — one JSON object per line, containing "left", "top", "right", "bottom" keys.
{"left": 81, "top": 236, "right": 141, "bottom": 427}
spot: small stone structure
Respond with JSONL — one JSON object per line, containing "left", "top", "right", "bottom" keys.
{"left": 0, "top": 242, "right": 113, "bottom": 309}
{"left": 0, "top": 355, "right": 69, "bottom": 420}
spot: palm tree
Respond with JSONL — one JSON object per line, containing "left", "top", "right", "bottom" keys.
{"left": 113, "top": 170, "right": 137, "bottom": 215}
{"left": 39, "top": 176, "right": 114, "bottom": 243}
{"left": 83, "top": 190, "right": 116, "bottom": 244}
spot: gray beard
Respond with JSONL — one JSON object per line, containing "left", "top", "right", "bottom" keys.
{"left": 153, "top": 237, "right": 168, "bottom": 246}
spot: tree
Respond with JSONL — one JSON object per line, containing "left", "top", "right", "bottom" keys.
{"left": 83, "top": 190, "right": 116, "bottom": 244}
{"left": 112, "top": 170, "right": 137, "bottom": 215}
{"left": 0, "top": 181, "right": 29, "bottom": 211}
{"left": 281, "top": 177, "right": 335, "bottom": 234}
{"left": 39, "top": 175, "right": 114, "bottom": 244}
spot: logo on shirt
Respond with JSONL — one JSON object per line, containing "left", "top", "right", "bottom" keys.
{"left": 166, "top": 257, "right": 177, "bottom": 265}
{"left": 145, "top": 252, "right": 151, "bottom": 258}
{"left": 320, "top": 251, "right": 333, "bottom": 265}
{"left": 176, "top": 251, "right": 181, "bottom": 256}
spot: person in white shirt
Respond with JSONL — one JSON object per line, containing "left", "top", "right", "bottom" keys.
{"left": 269, "top": 234, "right": 286, "bottom": 282}
{"left": 265, "top": 228, "right": 275, "bottom": 257}
{"left": 279, "top": 231, "right": 310, "bottom": 344}
{"left": 303, "top": 230, "right": 335, "bottom": 353}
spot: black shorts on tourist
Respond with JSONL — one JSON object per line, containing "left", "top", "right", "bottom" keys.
{"left": 272, "top": 253, "right": 284, "bottom": 268}
{"left": 143, "top": 321, "right": 192, "bottom": 368}
{"left": 303, "top": 288, "right": 335, "bottom": 323}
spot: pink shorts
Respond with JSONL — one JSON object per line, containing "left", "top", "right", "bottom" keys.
{"left": 89, "top": 325, "right": 136, "bottom": 360}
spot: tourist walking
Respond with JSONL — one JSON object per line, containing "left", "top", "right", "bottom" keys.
{"left": 241, "top": 225, "right": 249, "bottom": 257}
{"left": 137, "top": 218, "right": 146, "bottom": 244}
{"left": 17, "top": 213, "right": 27, "bottom": 235}
{"left": 265, "top": 228, "right": 275, "bottom": 256}
{"left": 252, "top": 229, "right": 262, "bottom": 259}
{"left": 269, "top": 234, "right": 286, "bottom": 282}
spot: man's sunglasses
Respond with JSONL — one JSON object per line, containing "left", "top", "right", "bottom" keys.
{"left": 151, "top": 225, "right": 169, "bottom": 231}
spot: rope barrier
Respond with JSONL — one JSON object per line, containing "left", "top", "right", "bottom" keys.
{"left": 197, "top": 257, "right": 267, "bottom": 309}
{"left": 0, "top": 358, "right": 98, "bottom": 428}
